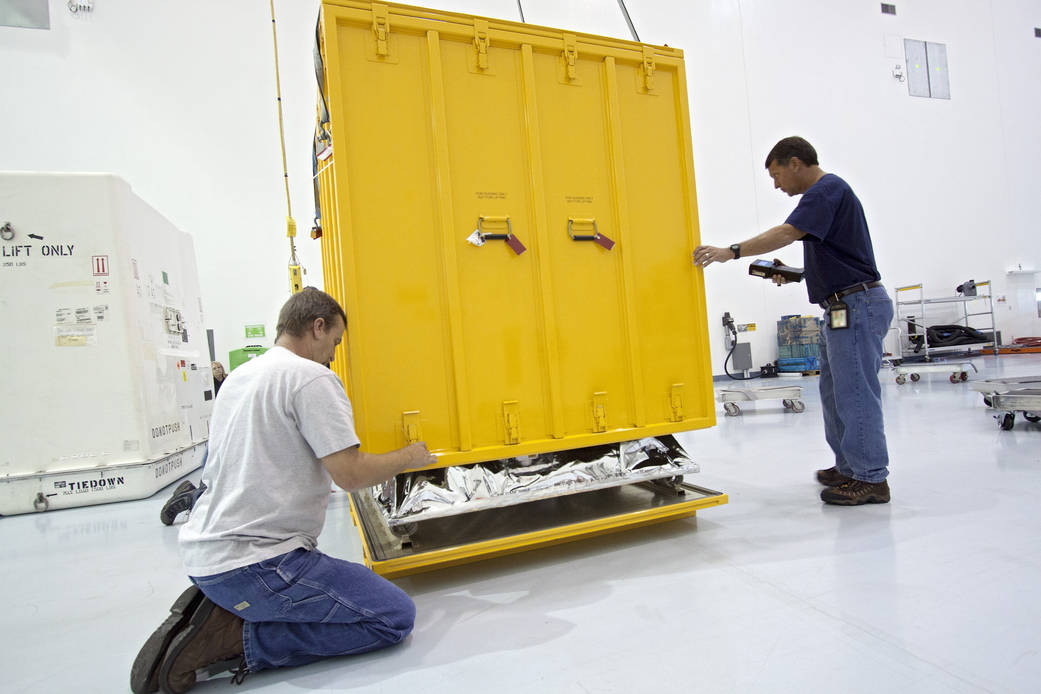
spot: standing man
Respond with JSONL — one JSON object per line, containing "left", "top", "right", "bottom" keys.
{"left": 132, "top": 287, "right": 436, "bottom": 693}
{"left": 693, "top": 136, "right": 893, "bottom": 506}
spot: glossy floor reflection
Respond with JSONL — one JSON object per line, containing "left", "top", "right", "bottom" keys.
{"left": 4, "top": 355, "right": 1040, "bottom": 693}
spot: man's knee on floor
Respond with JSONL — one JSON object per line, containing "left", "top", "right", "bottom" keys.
{"left": 386, "top": 595, "right": 416, "bottom": 638}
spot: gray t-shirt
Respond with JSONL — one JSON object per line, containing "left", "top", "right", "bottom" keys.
{"left": 179, "top": 346, "right": 360, "bottom": 576}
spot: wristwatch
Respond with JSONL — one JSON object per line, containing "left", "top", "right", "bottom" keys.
{"left": 729, "top": 244, "right": 741, "bottom": 260}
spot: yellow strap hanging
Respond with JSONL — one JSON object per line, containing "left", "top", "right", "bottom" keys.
{"left": 270, "top": 0, "right": 302, "bottom": 294}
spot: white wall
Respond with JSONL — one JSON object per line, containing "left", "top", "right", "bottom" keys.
{"left": 2, "top": 0, "right": 1039, "bottom": 372}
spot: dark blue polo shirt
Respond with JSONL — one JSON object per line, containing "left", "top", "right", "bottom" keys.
{"left": 785, "top": 173, "right": 880, "bottom": 305}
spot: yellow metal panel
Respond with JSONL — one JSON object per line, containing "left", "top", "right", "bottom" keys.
{"left": 318, "top": 1, "right": 714, "bottom": 466}
{"left": 348, "top": 489, "right": 729, "bottom": 579}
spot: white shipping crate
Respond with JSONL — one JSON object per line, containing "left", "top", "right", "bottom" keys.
{"left": 0, "top": 172, "right": 211, "bottom": 514}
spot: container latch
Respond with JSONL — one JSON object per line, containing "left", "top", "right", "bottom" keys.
{"left": 473, "top": 19, "right": 490, "bottom": 70}
{"left": 468, "top": 216, "right": 527, "bottom": 255}
{"left": 503, "top": 400, "right": 520, "bottom": 444}
{"left": 568, "top": 218, "right": 615, "bottom": 250}
{"left": 402, "top": 410, "right": 421, "bottom": 444}
{"left": 669, "top": 384, "right": 684, "bottom": 422}
{"left": 641, "top": 47, "right": 656, "bottom": 92}
{"left": 373, "top": 4, "right": 390, "bottom": 57}
{"left": 592, "top": 392, "right": 608, "bottom": 432}
{"left": 563, "top": 34, "right": 578, "bottom": 82}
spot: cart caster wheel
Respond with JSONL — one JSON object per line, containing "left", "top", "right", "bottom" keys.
{"left": 999, "top": 413, "right": 1015, "bottom": 431}
{"left": 960, "top": 371, "right": 968, "bottom": 382}
{"left": 982, "top": 395, "right": 993, "bottom": 407}
{"left": 782, "top": 399, "right": 793, "bottom": 409}
{"left": 1025, "top": 413, "right": 1040, "bottom": 423}
{"left": 949, "top": 373, "right": 961, "bottom": 384}
{"left": 896, "top": 375, "right": 907, "bottom": 385}
{"left": 910, "top": 373, "right": 920, "bottom": 382}
{"left": 724, "top": 402, "right": 740, "bottom": 417}
{"left": 791, "top": 400, "right": 806, "bottom": 413}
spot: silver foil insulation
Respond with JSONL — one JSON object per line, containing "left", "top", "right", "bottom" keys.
{"left": 373, "top": 436, "right": 698, "bottom": 526}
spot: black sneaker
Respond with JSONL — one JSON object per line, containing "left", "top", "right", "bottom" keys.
{"left": 160, "top": 481, "right": 197, "bottom": 526}
{"left": 816, "top": 466, "right": 853, "bottom": 487}
{"left": 130, "top": 586, "right": 204, "bottom": 694}
{"left": 820, "top": 479, "right": 890, "bottom": 506}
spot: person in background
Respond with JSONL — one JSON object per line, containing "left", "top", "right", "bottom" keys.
{"left": 693, "top": 136, "right": 893, "bottom": 506}
{"left": 211, "top": 361, "right": 227, "bottom": 396}
{"left": 133, "top": 288, "right": 435, "bottom": 693}
{"left": 158, "top": 361, "right": 229, "bottom": 525}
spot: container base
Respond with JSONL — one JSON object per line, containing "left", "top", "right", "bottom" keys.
{"left": 0, "top": 442, "right": 206, "bottom": 516}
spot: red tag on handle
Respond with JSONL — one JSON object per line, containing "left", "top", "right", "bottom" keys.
{"left": 505, "top": 234, "right": 527, "bottom": 255}
{"left": 593, "top": 233, "right": 615, "bottom": 250}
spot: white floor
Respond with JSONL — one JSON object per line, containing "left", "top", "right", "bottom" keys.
{"left": 4, "top": 355, "right": 1041, "bottom": 694}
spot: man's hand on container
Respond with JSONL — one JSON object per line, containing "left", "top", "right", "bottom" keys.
{"left": 693, "top": 244, "right": 734, "bottom": 267}
{"left": 402, "top": 442, "right": 437, "bottom": 468}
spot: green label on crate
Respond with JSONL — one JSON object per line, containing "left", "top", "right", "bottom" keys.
{"left": 245, "top": 324, "right": 266, "bottom": 338}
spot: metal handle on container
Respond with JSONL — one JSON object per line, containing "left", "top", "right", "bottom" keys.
{"left": 478, "top": 215, "right": 512, "bottom": 240}
{"left": 568, "top": 218, "right": 615, "bottom": 250}
{"left": 477, "top": 216, "right": 526, "bottom": 255}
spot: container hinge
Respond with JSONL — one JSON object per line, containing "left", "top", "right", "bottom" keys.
{"left": 473, "top": 19, "right": 490, "bottom": 70}
{"left": 669, "top": 383, "right": 684, "bottom": 422}
{"left": 373, "top": 4, "right": 390, "bottom": 57}
{"left": 592, "top": 391, "right": 607, "bottom": 432}
{"left": 563, "top": 34, "right": 578, "bottom": 81}
{"left": 503, "top": 400, "right": 520, "bottom": 444}
{"left": 641, "top": 47, "right": 656, "bottom": 91}
{"left": 402, "top": 410, "right": 421, "bottom": 444}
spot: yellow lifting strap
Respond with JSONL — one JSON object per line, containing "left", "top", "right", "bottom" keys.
{"left": 270, "top": 0, "right": 303, "bottom": 294}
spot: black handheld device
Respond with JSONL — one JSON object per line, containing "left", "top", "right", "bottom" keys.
{"left": 749, "top": 258, "right": 804, "bottom": 283}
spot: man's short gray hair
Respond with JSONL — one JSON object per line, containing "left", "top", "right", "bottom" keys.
{"left": 275, "top": 287, "right": 347, "bottom": 339}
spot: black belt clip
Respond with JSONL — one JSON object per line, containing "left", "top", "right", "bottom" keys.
{"left": 821, "top": 280, "right": 882, "bottom": 329}
{"left": 828, "top": 300, "right": 849, "bottom": 330}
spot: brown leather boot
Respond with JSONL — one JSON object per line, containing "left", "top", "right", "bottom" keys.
{"left": 816, "top": 466, "right": 853, "bottom": 487}
{"left": 820, "top": 479, "right": 890, "bottom": 505}
{"left": 158, "top": 598, "right": 245, "bottom": 694}
{"left": 130, "top": 586, "right": 204, "bottom": 694}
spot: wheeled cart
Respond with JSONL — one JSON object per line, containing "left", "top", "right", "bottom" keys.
{"left": 989, "top": 389, "right": 1041, "bottom": 431}
{"left": 892, "top": 361, "right": 977, "bottom": 385}
{"left": 970, "top": 375, "right": 1041, "bottom": 406}
{"left": 717, "top": 385, "right": 805, "bottom": 416}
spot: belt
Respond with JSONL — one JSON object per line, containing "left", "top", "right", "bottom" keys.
{"left": 819, "top": 280, "right": 883, "bottom": 309}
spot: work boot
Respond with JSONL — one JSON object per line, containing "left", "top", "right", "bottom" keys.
{"left": 820, "top": 479, "right": 891, "bottom": 505}
{"left": 160, "top": 480, "right": 197, "bottom": 526}
{"left": 158, "top": 598, "right": 246, "bottom": 694}
{"left": 130, "top": 586, "right": 204, "bottom": 694}
{"left": 816, "top": 466, "right": 853, "bottom": 487}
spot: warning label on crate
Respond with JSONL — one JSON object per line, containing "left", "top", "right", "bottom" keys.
{"left": 52, "top": 477, "right": 127, "bottom": 497}
{"left": 92, "top": 255, "right": 109, "bottom": 276}
{"left": 2, "top": 240, "right": 77, "bottom": 270}
{"left": 476, "top": 191, "right": 506, "bottom": 200}
{"left": 55, "top": 325, "right": 97, "bottom": 347}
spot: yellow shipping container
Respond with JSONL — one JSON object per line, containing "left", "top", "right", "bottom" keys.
{"left": 313, "top": 1, "right": 724, "bottom": 575}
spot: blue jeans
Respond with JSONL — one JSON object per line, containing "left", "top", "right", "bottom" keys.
{"left": 190, "top": 548, "right": 415, "bottom": 671}
{"left": 818, "top": 285, "right": 894, "bottom": 483}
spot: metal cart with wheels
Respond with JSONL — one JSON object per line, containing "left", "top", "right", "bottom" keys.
{"left": 892, "top": 361, "right": 977, "bottom": 385}
{"left": 970, "top": 375, "right": 1041, "bottom": 407}
{"left": 717, "top": 385, "right": 805, "bottom": 416}
{"left": 989, "top": 389, "right": 1041, "bottom": 431}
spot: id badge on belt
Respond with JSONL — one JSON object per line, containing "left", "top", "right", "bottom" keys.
{"left": 828, "top": 300, "right": 849, "bottom": 330}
